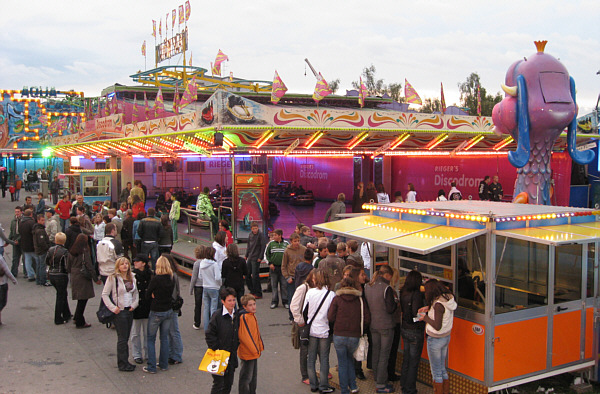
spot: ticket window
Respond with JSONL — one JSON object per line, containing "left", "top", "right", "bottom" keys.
{"left": 554, "top": 244, "right": 582, "bottom": 304}
{"left": 82, "top": 175, "right": 110, "bottom": 198}
{"left": 495, "top": 236, "right": 549, "bottom": 313}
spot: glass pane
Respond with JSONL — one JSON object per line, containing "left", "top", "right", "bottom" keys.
{"left": 456, "top": 235, "right": 486, "bottom": 313}
{"left": 587, "top": 244, "right": 595, "bottom": 298}
{"left": 83, "top": 175, "right": 110, "bottom": 197}
{"left": 555, "top": 244, "right": 582, "bottom": 303}
{"left": 401, "top": 247, "right": 451, "bottom": 266}
{"left": 495, "top": 236, "right": 548, "bottom": 314}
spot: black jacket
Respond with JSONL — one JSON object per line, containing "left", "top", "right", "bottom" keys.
{"left": 206, "top": 305, "right": 239, "bottom": 370}
{"left": 122, "top": 216, "right": 134, "bottom": 243}
{"left": 245, "top": 230, "right": 266, "bottom": 262}
{"left": 222, "top": 256, "right": 248, "bottom": 290}
{"left": 138, "top": 218, "right": 162, "bottom": 242}
{"left": 33, "top": 223, "right": 51, "bottom": 255}
{"left": 400, "top": 289, "right": 426, "bottom": 331}
{"left": 45, "top": 244, "right": 69, "bottom": 274}
{"left": 65, "top": 223, "right": 82, "bottom": 251}
{"left": 133, "top": 268, "right": 153, "bottom": 319}
{"left": 147, "top": 274, "right": 174, "bottom": 312}
{"left": 18, "top": 215, "right": 35, "bottom": 253}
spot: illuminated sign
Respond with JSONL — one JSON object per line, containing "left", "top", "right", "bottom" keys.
{"left": 156, "top": 28, "right": 188, "bottom": 63}
{"left": 21, "top": 86, "right": 57, "bottom": 98}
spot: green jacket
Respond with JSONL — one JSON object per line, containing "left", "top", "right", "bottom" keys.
{"left": 265, "top": 240, "right": 289, "bottom": 266}
{"left": 196, "top": 193, "right": 215, "bottom": 218}
{"left": 169, "top": 200, "right": 181, "bottom": 221}
{"left": 9, "top": 216, "right": 20, "bottom": 242}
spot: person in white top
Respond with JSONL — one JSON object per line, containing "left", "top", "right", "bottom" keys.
{"left": 436, "top": 189, "right": 448, "bottom": 201}
{"left": 406, "top": 183, "right": 417, "bottom": 202}
{"left": 360, "top": 242, "right": 372, "bottom": 279}
{"left": 447, "top": 182, "right": 462, "bottom": 201}
{"left": 376, "top": 184, "right": 390, "bottom": 204}
{"left": 213, "top": 231, "right": 227, "bottom": 270}
{"left": 302, "top": 269, "right": 336, "bottom": 393}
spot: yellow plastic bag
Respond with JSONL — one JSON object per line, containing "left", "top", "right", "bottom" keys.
{"left": 198, "top": 348, "right": 231, "bottom": 376}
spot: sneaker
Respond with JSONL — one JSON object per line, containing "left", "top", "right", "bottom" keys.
{"left": 375, "top": 385, "right": 395, "bottom": 393}
{"left": 142, "top": 366, "right": 156, "bottom": 374}
{"left": 44, "top": 281, "right": 52, "bottom": 287}
{"left": 302, "top": 378, "right": 310, "bottom": 385}
{"left": 134, "top": 358, "right": 143, "bottom": 364}
{"left": 168, "top": 358, "right": 182, "bottom": 365}
{"left": 270, "top": 303, "right": 277, "bottom": 309}
{"left": 283, "top": 303, "right": 289, "bottom": 309}
{"left": 351, "top": 389, "right": 360, "bottom": 394}
{"left": 320, "top": 387, "right": 335, "bottom": 393}
{"left": 388, "top": 373, "right": 401, "bottom": 381}
{"left": 192, "top": 324, "right": 201, "bottom": 330}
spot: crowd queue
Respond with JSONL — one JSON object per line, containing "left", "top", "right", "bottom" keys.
{"left": 0, "top": 179, "right": 457, "bottom": 394}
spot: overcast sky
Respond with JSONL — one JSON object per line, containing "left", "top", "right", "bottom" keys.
{"left": 1, "top": 0, "right": 599, "bottom": 114}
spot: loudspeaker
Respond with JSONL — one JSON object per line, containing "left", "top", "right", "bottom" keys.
{"left": 214, "top": 132, "right": 224, "bottom": 147}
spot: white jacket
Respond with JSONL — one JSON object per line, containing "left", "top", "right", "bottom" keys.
{"left": 102, "top": 274, "right": 139, "bottom": 313}
{"left": 200, "top": 258, "right": 221, "bottom": 290}
{"left": 426, "top": 295, "right": 457, "bottom": 337}
{"left": 303, "top": 287, "right": 335, "bottom": 338}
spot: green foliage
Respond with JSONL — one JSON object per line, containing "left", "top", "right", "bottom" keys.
{"left": 458, "top": 72, "right": 502, "bottom": 116}
{"left": 329, "top": 78, "right": 341, "bottom": 94}
{"left": 351, "top": 65, "right": 402, "bottom": 101}
{"left": 420, "top": 98, "right": 442, "bottom": 114}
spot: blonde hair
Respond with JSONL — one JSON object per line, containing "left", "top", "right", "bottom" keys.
{"left": 114, "top": 257, "right": 132, "bottom": 280}
{"left": 156, "top": 256, "right": 173, "bottom": 276}
{"left": 55, "top": 232, "right": 66, "bottom": 245}
{"left": 369, "top": 264, "right": 393, "bottom": 286}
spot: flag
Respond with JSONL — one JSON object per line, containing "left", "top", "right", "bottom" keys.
{"left": 185, "top": 1, "right": 191, "bottom": 21}
{"left": 141, "top": 41, "right": 146, "bottom": 57}
{"left": 144, "top": 92, "right": 151, "bottom": 119}
{"left": 179, "top": 77, "right": 198, "bottom": 109}
{"left": 172, "top": 9, "right": 176, "bottom": 28}
{"left": 404, "top": 79, "right": 422, "bottom": 105}
{"left": 166, "top": 12, "right": 169, "bottom": 32}
{"left": 111, "top": 94, "right": 118, "bottom": 114}
{"left": 154, "top": 87, "right": 165, "bottom": 117}
{"left": 477, "top": 85, "right": 482, "bottom": 116}
{"left": 159, "top": 19, "right": 162, "bottom": 37}
{"left": 212, "top": 50, "right": 229, "bottom": 76}
{"left": 312, "top": 72, "right": 333, "bottom": 102}
{"left": 358, "top": 77, "right": 367, "bottom": 108}
{"left": 189, "top": 52, "right": 192, "bottom": 66}
{"left": 152, "top": 20, "right": 156, "bottom": 37}
{"left": 229, "top": 72, "right": 233, "bottom": 82}
{"left": 104, "top": 99, "right": 110, "bottom": 116}
{"left": 133, "top": 94, "right": 139, "bottom": 123}
{"left": 173, "top": 85, "right": 180, "bottom": 115}
{"left": 440, "top": 82, "right": 446, "bottom": 114}
{"left": 179, "top": 5, "right": 184, "bottom": 24}
{"left": 271, "top": 70, "right": 288, "bottom": 104}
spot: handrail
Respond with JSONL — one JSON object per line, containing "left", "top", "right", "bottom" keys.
{"left": 181, "top": 207, "right": 213, "bottom": 241}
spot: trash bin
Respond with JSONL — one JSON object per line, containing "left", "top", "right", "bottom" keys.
{"left": 40, "top": 180, "right": 49, "bottom": 197}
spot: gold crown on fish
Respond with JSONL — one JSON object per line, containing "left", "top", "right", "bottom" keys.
{"left": 534, "top": 40, "right": 547, "bottom": 53}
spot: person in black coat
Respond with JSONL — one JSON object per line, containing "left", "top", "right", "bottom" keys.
{"left": 221, "top": 244, "right": 248, "bottom": 308}
{"left": 131, "top": 254, "right": 153, "bottom": 364}
{"left": 65, "top": 217, "right": 82, "bottom": 251}
{"left": 206, "top": 287, "right": 239, "bottom": 394}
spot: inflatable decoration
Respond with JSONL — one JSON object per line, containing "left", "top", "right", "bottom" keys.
{"left": 492, "top": 41, "right": 594, "bottom": 204}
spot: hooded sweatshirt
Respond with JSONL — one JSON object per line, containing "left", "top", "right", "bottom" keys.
{"left": 294, "top": 261, "right": 314, "bottom": 287}
{"left": 424, "top": 295, "right": 457, "bottom": 338}
{"left": 328, "top": 286, "right": 371, "bottom": 338}
{"left": 200, "top": 258, "right": 221, "bottom": 290}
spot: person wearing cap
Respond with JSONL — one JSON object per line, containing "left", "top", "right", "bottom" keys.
{"left": 45, "top": 208, "right": 61, "bottom": 245}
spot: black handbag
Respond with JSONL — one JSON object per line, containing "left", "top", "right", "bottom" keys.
{"left": 96, "top": 276, "right": 118, "bottom": 324}
{"left": 79, "top": 255, "right": 93, "bottom": 280}
{"left": 299, "top": 290, "right": 331, "bottom": 344}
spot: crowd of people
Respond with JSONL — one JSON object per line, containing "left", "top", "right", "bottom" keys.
{"left": 0, "top": 180, "right": 458, "bottom": 394}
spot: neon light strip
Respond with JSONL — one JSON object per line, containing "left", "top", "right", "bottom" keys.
{"left": 463, "top": 135, "right": 485, "bottom": 151}
{"left": 426, "top": 134, "right": 449, "bottom": 150}
{"left": 254, "top": 130, "right": 275, "bottom": 149}
{"left": 348, "top": 132, "right": 369, "bottom": 150}
{"left": 493, "top": 136, "right": 514, "bottom": 151}
{"left": 305, "top": 131, "right": 324, "bottom": 149}
{"left": 390, "top": 133, "right": 410, "bottom": 150}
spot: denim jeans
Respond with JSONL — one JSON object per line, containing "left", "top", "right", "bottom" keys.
{"left": 388, "top": 323, "right": 401, "bottom": 377}
{"left": 15, "top": 189, "right": 19, "bottom": 201}
{"left": 23, "top": 251, "right": 36, "bottom": 280}
{"left": 171, "top": 218, "right": 178, "bottom": 243}
{"left": 371, "top": 327, "right": 394, "bottom": 388}
{"left": 400, "top": 328, "right": 425, "bottom": 394}
{"left": 141, "top": 242, "right": 160, "bottom": 270}
{"left": 333, "top": 335, "right": 360, "bottom": 394}
{"left": 202, "top": 287, "right": 220, "bottom": 331}
{"left": 10, "top": 244, "right": 22, "bottom": 278}
{"left": 299, "top": 341, "right": 309, "bottom": 380}
{"left": 238, "top": 358, "right": 258, "bottom": 394}
{"left": 114, "top": 309, "right": 134, "bottom": 370}
{"left": 193, "top": 286, "right": 203, "bottom": 328}
{"left": 286, "top": 281, "right": 295, "bottom": 319}
{"left": 246, "top": 259, "right": 262, "bottom": 297}
{"left": 35, "top": 253, "right": 47, "bottom": 285}
{"left": 270, "top": 265, "right": 287, "bottom": 306}
{"left": 59, "top": 217, "right": 70, "bottom": 232}
{"left": 48, "top": 273, "right": 71, "bottom": 324}
{"left": 307, "top": 335, "right": 332, "bottom": 391}
{"left": 146, "top": 310, "right": 172, "bottom": 372}
{"left": 130, "top": 318, "right": 148, "bottom": 359}
{"left": 169, "top": 309, "right": 183, "bottom": 362}
{"left": 427, "top": 335, "right": 451, "bottom": 383}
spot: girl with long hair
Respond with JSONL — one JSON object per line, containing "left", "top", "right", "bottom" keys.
{"left": 221, "top": 243, "right": 248, "bottom": 308}
{"left": 67, "top": 233, "right": 100, "bottom": 328}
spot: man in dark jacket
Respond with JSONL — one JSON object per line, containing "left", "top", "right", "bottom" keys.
{"left": 18, "top": 209, "right": 36, "bottom": 282}
{"left": 137, "top": 208, "right": 162, "bottom": 269}
{"left": 33, "top": 213, "right": 51, "bottom": 286}
{"left": 9, "top": 206, "right": 23, "bottom": 278}
{"left": 70, "top": 194, "right": 91, "bottom": 218}
{"left": 121, "top": 209, "right": 135, "bottom": 260}
{"left": 345, "top": 240, "right": 364, "bottom": 269}
{"left": 206, "top": 287, "right": 239, "bottom": 394}
{"left": 245, "top": 222, "right": 266, "bottom": 299}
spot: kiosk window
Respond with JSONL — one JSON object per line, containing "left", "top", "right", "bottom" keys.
{"left": 456, "top": 235, "right": 486, "bottom": 313}
{"left": 495, "top": 236, "right": 548, "bottom": 313}
{"left": 399, "top": 246, "right": 452, "bottom": 285}
{"left": 82, "top": 175, "right": 110, "bottom": 197}
{"left": 587, "top": 244, "right": 595, "bottom": 298}
{"left": 554, "top": 244, "right": 582, "bottom": 303}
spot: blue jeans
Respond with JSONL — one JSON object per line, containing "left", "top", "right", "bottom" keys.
{"left": 10, "top": 244, "right": 22, "bottom": 278}
{"left": 307, "top": 335, "right": 332, "bottom": 391}
{"left": 333, "top": 335, "right": 360, "bottom": 394}
{"left": 141, "top": 242, "right": 159, "bottom": 270}
{"left": 35, "top": 253, "right": 47, "bottom": 284}
{"left": 202, "top": 287, "right": 220, "bottom": 331}
{"left": 171, "top": 218, "right": 178, "bottom": 243}
{"left": 15, "top": 189, "right": 20, "bottom": 201}
{"left": 169, "top": 310, "right": 183, "bottom": 362}
{"left": 270, "top": 265, "right": 287, "bottom": 306}
{"left": 60, "top": 217, "right": 70, "bottom": 232}
{"left": 286, "top": 281, "right": 296, "bottom": 319}
{"left": 427, "top": 335, "right": 451, "bottom": 383}
{"left": 23, "top": 251, "right": 36, "bottom": 280}
{"left": 400, "top": 328, "right": 425, "bottom": 394}
{"left": 146, "top": 310, "right": 172, "bottom": 372}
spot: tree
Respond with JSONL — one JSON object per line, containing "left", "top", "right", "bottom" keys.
{"left": 351, "top": 65, "right": 402, "bottom": 101}
{"left": 329, "top": 78, "right": 341, "bottom": 94}
{"left": 420, "top": 98, "right": 442, "bottom": 114}
{"left": 458, "top": 72, "right": 502, "bottom": 116}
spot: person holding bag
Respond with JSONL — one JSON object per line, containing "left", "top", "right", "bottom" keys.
{"left": 302, "top": 269, "right": 336, "bottom": 394}
{"left": 328, "top": 277, "right": 370, "bottom": 394}
{"left": 290, "top": 269, "right": 315, "bottom": 385}
{"left": 67, "top": 233, "right": 101, "bottom": 329}
{"left": 45, "top": 232, "right": 71, "bottom": 325}
{"left": 102, "top": 257, "right": 139, "bottom": 372}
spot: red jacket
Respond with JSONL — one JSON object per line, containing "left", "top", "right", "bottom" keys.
{"left": 56, "top": 200, "right": 72, "bottom": 220}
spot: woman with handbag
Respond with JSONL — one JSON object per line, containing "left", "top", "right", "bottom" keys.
{"left": 102, "top": 257, "right": 139, "bottom": 372}
{"left": 143, "top": 256, "right": 174, "bottom": 374}
{"left": 328, "top": 277, "right": 370, "bottom": 394}
{"left": 302, "top": 269, "right": 336, "bottom": 394}
{"left": 67, "top": 233, "right": 101, "bottom": 329}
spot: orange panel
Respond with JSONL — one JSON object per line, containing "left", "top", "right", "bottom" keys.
{"left": 586, "top": 307, "right": 594, "bottom": 359}
{"left": 552, "top": 310, "right": 581, "bottom": 367}
{"left": 448, "top": 318, "right": 485, "bottom": 381}
{"left": 494, "top": 317, "right": 547, "bottom": 382}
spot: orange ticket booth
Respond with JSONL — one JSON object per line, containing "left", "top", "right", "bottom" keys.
{"left": 313, "top": 201, "right": 599, "bottom": 393}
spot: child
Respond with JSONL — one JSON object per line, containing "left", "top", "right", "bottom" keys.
{"left": 190, "top": 245, "right": 205, "bottom": 330}
{"left": 9, "top": 184, "right": 15, "bottom": 202}
{"left": 117, "top": 202, "right": 128, "bottom": 220}
{"left": 336, "top": 242, "right": 348, "bottom": 262}
{"left": 294, "top": 248, "right": 315, "bottom": 287}
{"left": 219, "top": 220, "right": 234, "bottom": 246}
{"left": 238, "top": 294, "right": 264, "bottom": 394}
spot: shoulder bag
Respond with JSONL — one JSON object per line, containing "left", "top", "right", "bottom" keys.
{"left": 291, "top": 283, "right": 309, "bottom": 349}
{"left": 353, "top": 297, "right": 369, "bottom": 361}
{"left": 298, "top": 290, "right": 330, "bottom": 344}
{"left": 97, "top": 276, "right": 118, "bottom": 324}
{"left": 79, "top": 254, "right": 93, "bottom": 280}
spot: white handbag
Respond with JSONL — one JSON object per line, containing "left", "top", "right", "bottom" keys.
{"left": 353, "top": 297, "right": 369, "bottom": 361}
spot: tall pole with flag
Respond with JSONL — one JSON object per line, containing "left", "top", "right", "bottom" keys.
{"left": 404, "top": 79, "right": 422, "bottom": 105}
{"left": 152, "top": 20, "right": 157, "bottom": 68}
{"left": 313, "top": 73, "right": 333, "bottom": 103}
{"left": 141, "top": 40, "right": 146, "bottom": 70}
{"left": 440, "top": 82, "right": 446, "bottom": 115}
{"left": 271, "top": 71, "right": 288, "bottom": 104}
{"left": 358, "top": 77, "right": 367, "bottom": 108}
